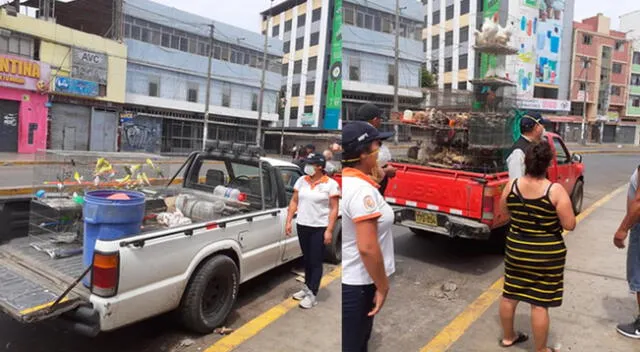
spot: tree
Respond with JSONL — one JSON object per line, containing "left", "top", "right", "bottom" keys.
{"left": 421, "top": 66, "right": 437, "bottom": 88}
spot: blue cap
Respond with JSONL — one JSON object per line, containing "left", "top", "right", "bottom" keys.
{"left": 521, "top": 111, "right": 547, "bottom": 129}
{"left": 342, "top": 121, "right": 394, "bottom": 154}
{"left": 304, "top": 153, "right": 326, "bottom": 168}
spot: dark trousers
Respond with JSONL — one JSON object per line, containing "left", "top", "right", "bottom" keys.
{"left": 297, "top": 224, "right": 325, "bottom": 295}
{"left": 342, "top": 283, "right": 376, "bottom": 352}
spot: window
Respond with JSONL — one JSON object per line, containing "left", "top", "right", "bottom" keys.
{"left": 131, "top": 25, "right": 141, "bottom": 40}
{"left": 162, "top": 33, "right": 171, "bottom": 47}
{"left": 444, "top": 57, "right": 453, "bottom": 72}
{"left": 444, "top": 83, "right": 452, "bottom": 91}
{"left": 445, "top": 5, "right": 454, "bottom": 20}
{"left": 458, "top": 81, "right": 467, "bottom": 90}
{"left": 349, "top": 58, "right": 360, "bottom": 80}
{"left": 634, "top": 52, "right": 640, "bottom": 65}
{"left": 424, "top": 14, "right": 428, "bottom": 26}
{"left": 308, "top": 56, "right": 317, "bottom": 71}
{"left": 303, "top": 105, "right": 313, "bottom": 114}
{"left": 221, "top": 46, "right": 229, "bottom": 61}
{"left": 364, "top": 13, "right": 374, "bottom": 30}
{"left": 298, "top": 14, "right": 306, "bottom": 27}
{"left": 294, "top": 60, "right": 302, "bottom": 74}
{"left": 423, "top": 39, "right": 427, "bottom": 52}
{"left": 222, "top": 85, "right": 231, "bottom": 107}
{"left": 272, "top": 24, "right": 280, "bottom": 37}
{"left": 579, "top": 82, "right": 586, "bottom": 91}
{"left": 374, "top": 16, "right": 382, "bottom": 32}
{"left": 187, "top": 86, "right": 198, "bottom": 102}
{"left": 433, "top": 10, "right": 440, "bottom": 25}
{"left": 171, "top": 35, "right": 180, "bottom": 49}
{"left": 180, "top": 37, "right": 188, "bottom": 52}
{"left": 292, "top": 83, "right": 301, "bottom": 96}
{"left": 615, "top": 40, "right": 625, "bottom": 51}
{"left": 388, "top": 64, "right": 395, "bottom": 85}
{"left": 5, "top": 35, "right": 33, "bottom": 57}
{"left": 295, "top": 39, "right": 304, "bottom": 50}
{"left": 460, "top": 26, "right": 469, "bottom": 43}
{"left": 344, "top": 6, "right": 355, "bottom": 25}
{"left": 290, "top": 107, "right": 299, "bottom": 120}
{"left": 282, "top": 63, "right": 289, "bottom": 75}
{"left": 583, "top": 34, "right": 592, "bottom": 45}
{"left": 581, "top": 58, "right": 590, "bottom": 68}
{"left": 284, "top": 20, "right": 292, "bottom": 32}
{"left": 631, "top": 74, "right": 640, "bottom": 86}
{"left": 461, "top": 0, "right": 470, "bottom": 14}
{"left": 310, "top": 32, "right": 320, "bottom": 46}
{"left": 633, "top": 96, "right": 640, "bottom": 107}
{"left": 283, "top": 41, "right": 290, "bottom": 53}
{"left": 382, "top": 18, "right": 392, "bottom": 33}
{"left": 252, "top": 93, "right": 258, "bottom": 111}
{"left": 459, "top": 54, "right": 468, "bottom": 69}
{"left": 141, "top": 28, "right": 150, "bottom": 42}
{"left": 553, "top": 138, "right": 570, "bottom": 164}
{"left": 306, "top": 80, "right": 315, "bottom": 95}
{"left": 312, "top": 8, "right": 321, "bottom": 22}
{"left": 432, "top": 34, "right": 440, "bottom": 50}
{"left": 148, "top": 79, "right": 159, "bottom": 97}
{"left": 612, "top": 62, "right": 623, "bottom": 74}
{"left": 611, "top": 85, "right": 621, "bottom": 96}
{"left": 445, "top": 31, "right": 453, "bottom": 46}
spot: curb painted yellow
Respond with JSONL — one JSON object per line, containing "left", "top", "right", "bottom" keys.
{"left": 421, "top": 183, "right": 628, "bottom": 352}
{"left": 204, "top": 267, "right": 342, "bottom": 352}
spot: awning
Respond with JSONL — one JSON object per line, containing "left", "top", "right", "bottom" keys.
{"left": 543, "top": 115, "right": 584, "bottom": 123}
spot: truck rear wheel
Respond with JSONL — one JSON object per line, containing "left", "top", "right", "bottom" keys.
{"left": 325, "top": 221, "right": 342, "bottom": 264}
{"left": 571, "top": 180, "right": 584, "bottom": 215}
{"left": 179, "top": 255, "right": 239, "bottom": 334}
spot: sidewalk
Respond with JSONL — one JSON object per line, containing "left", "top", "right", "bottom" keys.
{"left": 448, "top": 190, "right": 638, "bottom": 351}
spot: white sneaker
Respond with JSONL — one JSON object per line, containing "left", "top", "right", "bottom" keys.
{"left": 292, "top": 286, "right": 311, "bottom": 301}
{"left": 299, "top": 293, "right": 317, "bottom": 309}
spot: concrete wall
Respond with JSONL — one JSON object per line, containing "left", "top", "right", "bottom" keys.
{"left": 0, "top": 10, "right": 127, "bottom": 104}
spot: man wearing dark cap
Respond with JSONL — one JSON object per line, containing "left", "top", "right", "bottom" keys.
{"left": 355, "top": 103, "right": 397, "bottom": 195}
{"left": 506, "top": 112, "right": 547, "bottom": 179}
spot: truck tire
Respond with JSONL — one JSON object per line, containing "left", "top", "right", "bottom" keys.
{"left": 325, "top": 221, "right": 342, "bottom": 264}
{"left": 571, "top": 180, "right": 584, "bottom": 215}
{"left": 179, "top": 255, "right": 239, "bottom": 334}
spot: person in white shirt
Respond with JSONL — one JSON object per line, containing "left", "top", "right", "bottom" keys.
{"left": 323, "top": 149, "right": 339, "bottom": 175}
{"left": 285, "top": 153, "right": 340, "bottom": 309}
{"left": 341, "top": 121, "right": 396, "bottom": 351}
{"left": 506, "top": 112, "right": 547, "bottom": 179}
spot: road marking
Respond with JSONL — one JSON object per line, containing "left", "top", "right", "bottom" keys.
{"left": 204, "top": 266, "right": 342, "bottom": 352}
{"left": 420, "top": 183, "right": 628, "bottom": 352}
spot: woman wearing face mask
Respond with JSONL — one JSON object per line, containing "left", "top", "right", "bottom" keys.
{"left": 285, "top": 153, "right": 340, "bottom": 309}
{"left": 341, "top": 121, "right": 396, "bottom": 351}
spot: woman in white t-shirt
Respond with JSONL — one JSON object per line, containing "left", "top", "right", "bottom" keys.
{"left": 285, "top": 153, "right": 340, "bottom": 309}
{"left": 341, "top": 121, "right": 396, "bottom": 351}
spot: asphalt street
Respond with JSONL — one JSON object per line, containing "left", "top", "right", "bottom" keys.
{"left": 0, "top": 154, "right": 636, "bottom": 352}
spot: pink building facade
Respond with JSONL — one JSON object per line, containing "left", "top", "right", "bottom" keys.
{"left": 0, "top": 54, "right": 50, "bottom": 153}
{"left": 570, "top": 14, "right": 632, "bottom": 122}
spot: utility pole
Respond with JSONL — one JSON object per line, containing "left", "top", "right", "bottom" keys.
{"left": 392, "top": 0, "right": 400, "bottom": 144}
{"left": 257, "top": 0, "right": 274, "bottom": 148}
{"left": 580, "top": 57, "right": 590, "bottom": 145}
{"left": 202, "top": 23, "right": 214, "bottom": 151}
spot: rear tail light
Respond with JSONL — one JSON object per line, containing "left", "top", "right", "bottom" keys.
{"left": 481, "top": 187, "right": 496, "bottom": 223}
{"left": 92, "top": 252, "right": 119, "bottom": 297}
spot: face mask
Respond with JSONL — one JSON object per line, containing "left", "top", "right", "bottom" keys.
{"left": 304, "top": 165, "right": 316, "bottom": 176}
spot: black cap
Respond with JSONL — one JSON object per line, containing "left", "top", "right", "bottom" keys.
{"left": 304, "top": 144, "right": 316, "bottom": 151}
{"left": 520, "top": 111, "right": 547, "bottom": 129}
{"left": 304, "top": 153, "right": 326, "bottom": 168}
{"left": 355, "top": 103, "right": 387, "bottom": 122}
{"left": 342, "top": 121, "right": 394, "bottom": 155}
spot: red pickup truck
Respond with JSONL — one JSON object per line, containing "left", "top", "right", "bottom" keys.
{"left": 385, "top": 133, "right": 585, "bottom": 240}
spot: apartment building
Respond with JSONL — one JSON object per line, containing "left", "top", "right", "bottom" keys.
{"left": 620, "top": 10, "right": 640, "bottom": 122}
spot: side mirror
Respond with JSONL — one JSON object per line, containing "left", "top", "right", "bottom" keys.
{"left": 571, "top": 153, "right": 583, "bottom": 163}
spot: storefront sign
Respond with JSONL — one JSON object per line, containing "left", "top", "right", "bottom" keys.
{"left": 0, "top": 55, "right": 50, "bottom": 91}
{"left": 516, "top": 98, "right": 570, "bottom": 111}
{"left": 55, "top": 76, "right": 99, "bottom": 97}
{"left": 72, "top": 48, "right": 108, "bottom": 84}
{"left": 120, "top": 112, "right": 135, "bottom": 123}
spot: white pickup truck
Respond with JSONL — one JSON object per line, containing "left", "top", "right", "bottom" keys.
{"left": 0, "top": 144, "right": 341, "bottom": 336}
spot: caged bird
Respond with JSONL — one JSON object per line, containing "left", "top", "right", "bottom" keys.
{"left": 495, "top": 21, "right": 515, "bottom": 46}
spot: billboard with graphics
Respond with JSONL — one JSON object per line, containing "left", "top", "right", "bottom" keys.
{"left": 532, "top": 0, "right": 566, "bottom": 85}
{"left": 323, "top": 0, "right": 342, "bottom": 130}
{"left": 511, "top": 2, "right": 538, "bottom": 97}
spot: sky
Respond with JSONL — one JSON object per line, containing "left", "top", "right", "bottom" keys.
{"left": 154, "top": 0, "right": 640, "bottom": 34}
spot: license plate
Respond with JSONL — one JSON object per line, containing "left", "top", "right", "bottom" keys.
{"left": 415, "top": 211, "right": 438, "bottom": 226}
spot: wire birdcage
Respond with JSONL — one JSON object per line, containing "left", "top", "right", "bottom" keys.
{"left": 467, "top": 113, "right": 515, "bottom": 149}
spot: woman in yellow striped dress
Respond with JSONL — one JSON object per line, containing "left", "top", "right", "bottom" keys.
{"left": 498, "top": 142, "right": 576, "bottom": 352}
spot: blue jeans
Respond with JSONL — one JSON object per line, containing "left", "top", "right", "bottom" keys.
{"left": 342, "top": 283, "right": 376, "bottom": 352}
{"left": 627, "top": 224, "right": 640, "bottom": 292}
{"left": 297, "top": 224, "right": 325, "bottom": 295}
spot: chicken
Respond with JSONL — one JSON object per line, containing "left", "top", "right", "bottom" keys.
{"left": 495, "top": 21, "right": 515, "bottom": 46}
{"left": 481, "top": 17, "right": 500, "bottom": 45}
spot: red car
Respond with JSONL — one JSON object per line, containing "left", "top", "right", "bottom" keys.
{"left": 384, "top": 133, "right": 585, "bottom": 240}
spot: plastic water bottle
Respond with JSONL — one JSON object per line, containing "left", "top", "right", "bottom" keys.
{"left": 214, "top": 186, "right": 242, "bottom": 201}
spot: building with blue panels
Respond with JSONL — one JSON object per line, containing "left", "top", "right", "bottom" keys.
{"left": 121, "top": 0, "right": 283, "bottom": 153}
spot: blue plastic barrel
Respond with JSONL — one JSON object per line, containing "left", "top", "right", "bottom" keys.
{"left": 82, "top": 190, "right": 145, "bottom": 287}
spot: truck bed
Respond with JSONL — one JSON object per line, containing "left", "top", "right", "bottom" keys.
{"left": 0, "top": 234, "right": 89, "bottom": 323}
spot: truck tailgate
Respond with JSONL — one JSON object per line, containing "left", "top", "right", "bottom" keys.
{"left": 0, "top": 236, "right": 89, "bottom": 323}
{"left": 385, "top": 163, "right": 486, "bottom": 220}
